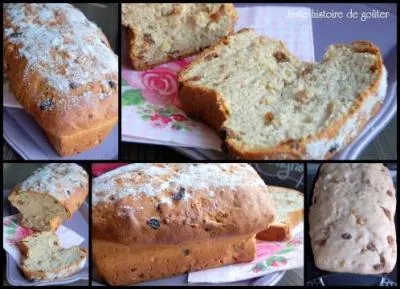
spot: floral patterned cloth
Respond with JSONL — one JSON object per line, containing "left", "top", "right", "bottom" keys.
{"left": 3, "top": 214, "right": 85, "bottom": 266}
{"left": 188, "top": 227, "right": 304, "bottom": 284}
{"left": 122, "top": 59, "right": 221, "bottom": 150}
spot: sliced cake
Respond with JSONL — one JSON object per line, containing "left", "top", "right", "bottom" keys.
{"left": 178, "top": 29, "right": 387, "bottom": 160}
{"left": 257, "top": 186, "right": 304, "bottom": 241}
{"left": 122, "top": 3, "right": 238, "bottom": 70}
{"left": 19, "top": 232, "right": 87, "bottom": 281}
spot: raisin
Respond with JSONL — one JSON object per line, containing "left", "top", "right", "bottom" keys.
{"left": 387, "top": 235, "right": 394, "bottom": 245}
{"left": 273, "top": 51, "right": 289, "bottom": 63}
{"left": 370, "top": 64, "right": 377, "bottom": 73}
{"left": 380, "top": 255, "right": 386, "bottom": 266}
{"left": 181, "top": 248, "right": 190, "bottom": 256}
{"left": 367, "top": 242, "right": 376, "bottom": 251}
{"left": 172, "top": 187, "right": 185, "bottom": 201}
{"left": 143, "top": 33, "right": 155, "bottom": 44}
{"left": 108, "top": 81, "right": 117, "bottom": 89}
{"left": 39, "top": 99, "right": 55, "bottom": 111}
{"left": 341, "top": 233, "right": 352, "bottom": 240}
{"left": 315, "top": 239, "right": 327, "bottom": 246}
{"left": 109, "top": 195, "right": 116, "bottom": 201}
{"left": 147, "top": 218, "right": 160, "bottom": 230}
{"left": 204, "top": 53, "right": 219, "bottom": 61}
{"left": 220, "top": 142, "right": 228, "bottom": 153}
{"left": 329, "top": 145, "right": 338, "bottom": 154}
{"left": 69, "top": 82, "right": 80, "bottom": 89}
{"left": 387, "top": 190, "right": 393, "bottom": 197}
{"left": 65, "top": 190, "right": 72, "bottom": 196}
{"left": 381, "top": 206, "right": 391, "bottom": 220}
{"left": 373, "top": 263, "right": 384, "bottom": 271}
{"left": 10, "top": 32, "right": 23, "bottom": 38}
{"left": 264, "top": 112, "right": 274, "bottom": 125}
{"left": 219, "top": 128, "right": 228, "bottom": 140}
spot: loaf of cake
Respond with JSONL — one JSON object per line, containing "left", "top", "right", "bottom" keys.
{"left": 19, "top": 232, "right": 87, "bottom": 281}
{"left": 309, "top": 163, "right": 397, "bottom": 274}
{"left": 256, "top": 186, "right": 304, "bottom": 241}
{"left": 178, "top": 29, "right": 387, "bottom": 160}
{"left": 92, "top": 163, "right": 276, "bottom": 285}
{"left": 121, "top": 4, "right": 238, "bottom": 70}
{"left": 9, "top": 163, "right": 88, "bottom": 232}
{"left": 3, "top": 4, "right": 118, "bottom": 156}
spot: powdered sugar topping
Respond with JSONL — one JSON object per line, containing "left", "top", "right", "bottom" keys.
{"left": 19, "top": 163, "right": 88, "bottom": 201}
{"left": 92, "top": 164, "right": 266, "bottom": 205}
{"left": 4, "top": 4, "right": 118, "bottom": 107}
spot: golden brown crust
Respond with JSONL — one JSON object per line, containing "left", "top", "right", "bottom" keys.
{"left": 126, "top": 4, "right": 238, "bottom": 71}
{"left": 3, "top": 4, "right": 118, "bottom": 156}
{"left": 93, "top": 234, "right": 255, "bottom": 285}
{"left": 179, "top": 35, "right": 384, "bottom": 160}
{"left": 45, "top": 117, "right": 117, "bottom": 156}
{"left": 93, "top": 188, "right": 275, "bottom": 245}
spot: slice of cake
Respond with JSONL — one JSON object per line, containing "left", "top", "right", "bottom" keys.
{"left": 257, "top": 186, "right": 304, "bottom": 241}
{"left": 178, "top": 28, "right": 387, "bottom": 160}
{"left": 122, "top": 3, "right": 238, "bottom": 70}
{"left": 19, "top": 232, "right": 87, "bottom": 281}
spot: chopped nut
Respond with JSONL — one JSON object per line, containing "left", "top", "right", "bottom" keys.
{"left": 160, "top": 40, "right": 171, "bottom": 52}
{"left": 294, "top": 90, "right": 309, "bottom": 104}
{"left": 326, "top": 101, "right": 335, "bottom": 117}
{"left": 387, "top": 190, "right": 393, "bottom": 197}
{"left": 387, "top": 235, "right": 394, "bottom": 245}
{"left": 356, "top": 216, "right": 366, "bottom": 226}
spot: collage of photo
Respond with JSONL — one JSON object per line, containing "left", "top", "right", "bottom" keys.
{"left": 1, "top": 2, "right": 397, "bottom": 287}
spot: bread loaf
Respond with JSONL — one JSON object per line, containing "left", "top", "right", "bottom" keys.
{"left": 256, "top": 186, "right": 304, "bottom": 241}
{"left": 92, "top": 163, "right": 276, "bottom": 285}
{"left": 178, "top": 29, "right": 387, "bottom": 160}
{"left": 3, "top": 4, "right": 118, "bottom": 156}
{"left": 121, "top": 3, "right": 238, "bottom": 70}
{"left": 9, "top": 163, "right": 88, "bottom": 232}
{"left": 309, "top": 163, "right": 397, "bottom": 274}
{"left": 19, "top": 232, "right": 87, "bottom": 281}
